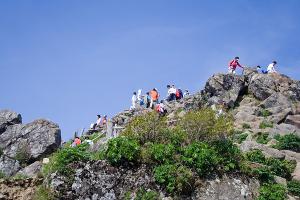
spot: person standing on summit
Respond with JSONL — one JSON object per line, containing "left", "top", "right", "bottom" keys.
{"left": 228, "top": 57, "right": 244, "bottom": 74}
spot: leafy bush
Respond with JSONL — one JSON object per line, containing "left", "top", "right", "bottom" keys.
{"left": 179, "top": 108, "right": 234, "bottom": 142}
{"left": 15, "top": 144, "right": 31, "bottom": 166}
{"left": 245, "top": 150, "right": 266, "bottom": 164}
{"left": 211, "top": 140, "right": 242, "bottom": 172}
{"left": 43, "top": 143, "right": 90, "bottom": 176}
{"left": 182, "top": 142, "right": 219, "bottom": 176}
{"left": 154, "top": 164, "right": 193, "bottom": 194}
{"left": 245, "top": 150, "right": 296, "bottom": 179}
{"left": 122, "top": 112, "right": 168, "bottom": 144}
{"left": 259, "top": 121, "right": 273, "bottom": 129}
{"left": 135, "top": 188, "right": 160, "bottom": 200}
{"left": 256, "top": 132, "right": 270, "bottom": 144}
{"left": 242, "top": 123, "right": 251, "bottom": 129}
{"left": 273, "top": 134, "right": 300, "bottom": 152}
{"left": 149, "top": 143, "right": 176, "bottom": 164}
{"left": 266, "top": 158, "right": 296, "bottom": 179}
{"left": 106, "top": 136, "right": 140, "bottom": 165}
{"left": 232, "top": 132, "right": 248, "bottom": 144}
{"left": 257, "top": 183, "right": 287, "bottom": 200}
{"left": 12, "top": 173, "right": 29, "bottom": 180}
{"left": 287, "top": 180, "right": 300, "bottom": 196}
{"left": 260, "top": 109, "right": 272, "bottom": 118}
{"left": 241, "top": 162, "right": 274, "bottom": 183}
{"left": 0, "top": 171, "right": 6, "bottom": 179}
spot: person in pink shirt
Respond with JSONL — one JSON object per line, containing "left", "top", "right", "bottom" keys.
{"left": 228, "top": 56, "right": 244, "bottom": 74}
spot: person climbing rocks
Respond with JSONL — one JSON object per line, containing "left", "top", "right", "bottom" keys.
{"left": 90, "top": 115, "right": 101, "bottom": 130}
{"left": 267, "top": 61, "right": 277, "bottom": 73}
{"left": 228, "top": 56, "right": 244, "bottom": 74}
{"left": 176, "top": 88, "right": 183, "bottom": 100}
{"left": 167, "top": 85, "right": 176, "bottom": 101}
{"left": 183, "top": 90, "right": 190, "bottom": 97}
{"left": 144, "top": 92, "right": 151, "bottom": 108}
{"left": 72, "top": 137, "right": 81, "bottom": 147}
{"left": 156, "top": 100, "right": 167, "bottom": 116}
{"left": 102, "top": 115, "right": 108, "bottom": 126}
{"left": 131, "top": 92, "right": 137, "bottom": 110}
{"left": 150, "top": 88, "right": 159, "bottom": 109}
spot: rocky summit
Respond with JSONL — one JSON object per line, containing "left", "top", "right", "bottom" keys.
{"left": 0, "top": 68, "right": 300, "bottom": 200}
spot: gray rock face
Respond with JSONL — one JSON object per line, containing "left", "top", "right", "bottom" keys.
{"left": 17, "top": 161, "right": 42, "bottom": 178}
{"left": 204, "top": 74, "right": 246, "bottom": 108}
{"left": 0, "top": 111, "right": 61, "bottom": 177}
{"left": 192, "top": 175, "right": 260, "bottom": 200}
{"left": 285, "top": 115, "right": 300, "bottom": 129}
{"left": 248, "top": 73, "right": 300, "bottom": 101}
{"left": 0, "top": 110, "right": 21, "bottom": 134}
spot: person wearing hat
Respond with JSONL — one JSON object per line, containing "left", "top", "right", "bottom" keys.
{"left": 228, "top": 56, "right": 244, "bottom": 74}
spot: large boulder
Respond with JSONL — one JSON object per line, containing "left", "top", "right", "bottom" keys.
{"left": 0, "top": 110, "right": 61, "bottom": 177}
{"left": 3, "top": 119, "right": 61, "bottom": 161}
{"left": 285, "top": 115, "right": 300, "bottom": 129}
{"left": 248, "top": 73, "right": 300, "bottom": 101}
{"left": 0, "top": 110, "right": 21, "bottom": 134}
{"left": 204, "top": 74, "right": 246, "bottom": 108}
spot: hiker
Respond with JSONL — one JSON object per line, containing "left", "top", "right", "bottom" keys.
{"left": 267, "top": 61, "right": 277, "bottom": 73}
{"left": 137, "top": 89, "right": 142, "bottom": 101}
{"left": 256, "top": 65, "right": 268, "bottom": 74}
{"left": 176, "top": 88, "right": 183, "bottom": 100}
{"left": 144, "top": 92, "right": 151, "bottom": 108}
{"left": 102, "top": 115, "right": 108, "bottom": 126}
{"left": 150, "top": 88, "right": 159, "bottom": 109}
{"left": 183, "top": 90, "right": 190, "bottom": 97}
{"left": 228, "top": 56, "right": 244, "bottom": 74}
{"left": 71, "top": 137, "right": 81, "bottom": 147}
{"left": 167, "top": 85, "right": 176, "bottom": 101}
{"left": 156, "top": 100, "right": 167, "bottom": 116}
{"left": 131, "top": 92, "right": 137, "bottom": 110}
{"left": 90, "top": 115, "right": 101, "bottom": 130}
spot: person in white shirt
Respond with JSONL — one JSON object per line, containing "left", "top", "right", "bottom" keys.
{"left": 137, "top": 89, "right": 142, "bottom": 101}
{"left": 90, "top": 115, "right": 101, "bottom": 130}
{"left": 267, "top": 61, "right": 277, "bottom": 73}
{"left": 167, "top": 85, "right": 176, "bottom": 101}
{"left": 183, "top": 90, "right": 190, "bottom": 97}
{"left": 131, "top": 92, "right": 137, "bottom": 110}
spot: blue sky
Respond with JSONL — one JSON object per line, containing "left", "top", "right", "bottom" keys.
{"left": 1, "top": 0, "right": 300, "bottom": 141}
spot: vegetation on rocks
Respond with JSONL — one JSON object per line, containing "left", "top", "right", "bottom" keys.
{"left": 273, "top": 134, "right": 300, "bottom": 152}
{"left": 287, "top": 180, "right": 300, "bottom": 196}
{"left": 257, "top": 183, "right": 287, "bottom": 200}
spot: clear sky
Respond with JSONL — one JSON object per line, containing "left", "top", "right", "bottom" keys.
{"left": 1, "top": 0, "right": 300, "bottom": 141}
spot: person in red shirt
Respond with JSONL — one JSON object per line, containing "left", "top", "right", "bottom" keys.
{"left": 228, "top": 56, "right": 244, "bottom": 74}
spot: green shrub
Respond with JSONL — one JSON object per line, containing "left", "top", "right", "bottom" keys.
{"left": 149, "top": 143, "right": 176, "bottom": 164}
{"left": 33, "top": 185, "right": 55, "bottom": 200}
{"left": 211, "top": 140, "right": 242, "bottom": 172}
{"left": 242, "top": 123, "right": 251, "bottom": 129}
{"left": 0, "top": 171, "right": 6, "bottom": 179}
{"left": 252, "top": 166, "right": 275, "bottom": 183}
{"left": 43, "top": 143, "right": 90, "bottom": 176}
{"left": 256, "top": 132, "right": 271, "bottom": 144}
{"left": 15, "top": 144, "right": 31, "bottom": 166}
{"left": 273, "top": 134, "right": 300, "bottom": 152}
{"left": 154, "top": 164, "right": 193, "bottom": 194}
{"left": 90, "top": 149, "right": 106, "bottom": 160}
{"left": 287, "top": 180, "right": 300, "bottom": 196}
{"left": 12, "top": 173, "right": 29, "bottom": 180}
{"left": 135, "top": 188, "right": 160, "bottom": 200}
{"left": 259, "top": 121, "right": 273, "bottom": 129}
{"left": 237, "top": 133, "right": 248, "bottom": 144}
{"left": 122, "top": 112, "right": 168, "bottom": 144}
{"left": 257, "top": 183, "right": 287, "bottom": 200}
{"left": 178, "top": 108, "right": 234, "bottom": 143}
{"left": 260, "top": 109, "right": 272, "bottom": 118}
{"left": 266, "top": 158, "right": 296, "bottom": 179}
{"left": 245, "top": 150, "right": 266, "bottom": 164}
{"left": 182, "top": 142, "right": 219, "bottom": 176}
{"left": 106, "top": 136, "right": 140, "bottom": 165}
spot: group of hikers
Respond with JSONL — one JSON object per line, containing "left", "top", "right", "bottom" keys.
{"left": 90, "top": 114, "right": 108, "bottom": 130}
{"left": 228, "top": 56, "right": 278, "bottom": 74}
{"left": 130, "top": 86, "right": 190, "bottom": 116}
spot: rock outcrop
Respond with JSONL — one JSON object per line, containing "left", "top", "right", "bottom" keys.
{"left": 0, "top": 110, "right": 61, "bottom": 176}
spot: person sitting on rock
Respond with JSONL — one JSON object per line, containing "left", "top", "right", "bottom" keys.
{"left": 183, "top": 90, "right": 190, "bottom": 97}
{"left": 267, "top": 61, "right": 277, "bottom": 73}
{"left": 176, "top": 88, "right": 183, "bottom": 100}
{"left": 150, "top": 88, "right": 159, "bottom": 109}
{"left": 167, "top": 85, "right": 177, "bottom": 101}
{"left": 90, "top": 115, "right": 101, "bottom": 130}
{"left": 101, "top": 115, "right": 108, "bottom": 126}
{"left": 228, "top": 56, "right": 244, "bottom": 74}
{"left": 144, "top": 92, "right": 151, "bottom": 108}
{"left": 256, "top": 65, "right": 268, "bottom": 74}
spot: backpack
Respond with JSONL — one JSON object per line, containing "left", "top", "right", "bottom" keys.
{"left": 176, "top": 89, "right": 180, "bottom": 98}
